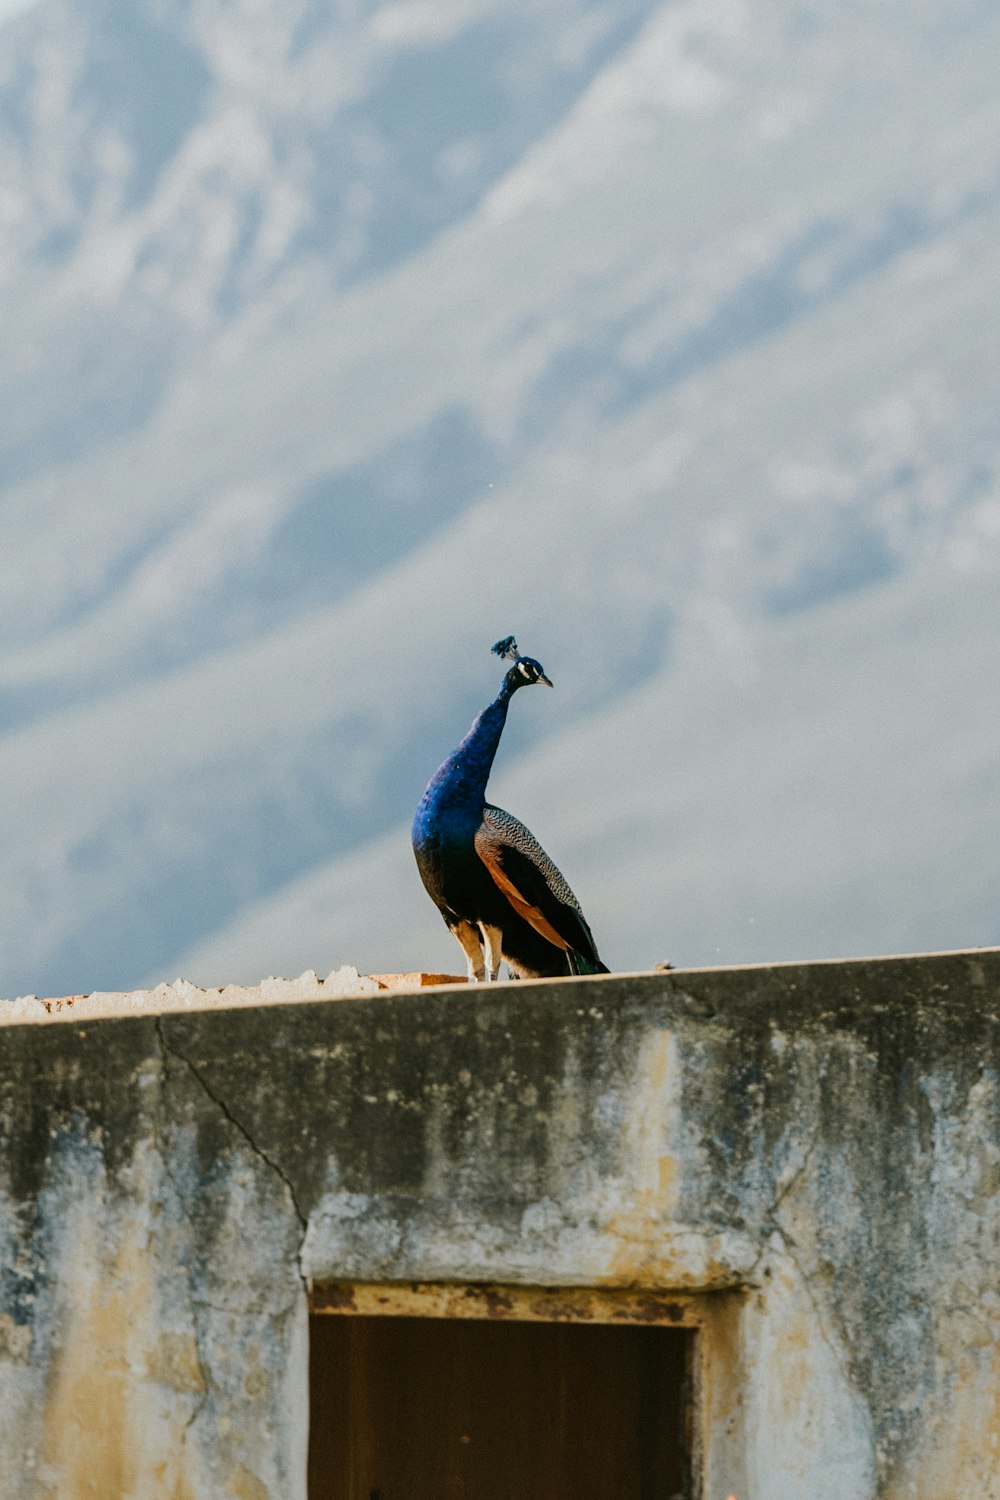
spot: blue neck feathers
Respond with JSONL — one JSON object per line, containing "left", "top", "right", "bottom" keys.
{"left": 414, "top": 685, "right": 514, "bottom": 839}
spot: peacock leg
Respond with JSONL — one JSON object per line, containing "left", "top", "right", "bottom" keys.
{"left": 479, "top": 923, "right": 504, "bottom": 982}
{"left": 450, "top": 918, "right": 486, "bottom": 982}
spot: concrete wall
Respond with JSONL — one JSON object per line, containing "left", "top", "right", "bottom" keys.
{"left": 0, "top": 950, "right": 998, "bottom": 1497}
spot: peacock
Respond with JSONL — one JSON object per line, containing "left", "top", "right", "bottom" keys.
{"left": 412, "top": 637, "right": 609, "bottom": 981}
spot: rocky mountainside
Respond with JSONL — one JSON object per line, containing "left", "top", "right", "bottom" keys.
{"left": 1, "top": 0, "right": 999, "bottom": 995}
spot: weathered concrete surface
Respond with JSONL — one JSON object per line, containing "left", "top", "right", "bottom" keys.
{"left": 0, "top": 951, "right": 998, "bottom": 1497}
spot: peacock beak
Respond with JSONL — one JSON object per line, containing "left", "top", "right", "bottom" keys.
{"left": 538, "top": 672, "right": 553, "bottom": 687}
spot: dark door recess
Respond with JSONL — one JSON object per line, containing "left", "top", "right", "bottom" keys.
{"left": 309, "top": 1313, "right": 693, "bottom": 1500}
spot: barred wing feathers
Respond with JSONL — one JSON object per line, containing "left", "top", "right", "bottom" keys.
{"left": 475, "top": 804, "right": 605, "bottom": 969}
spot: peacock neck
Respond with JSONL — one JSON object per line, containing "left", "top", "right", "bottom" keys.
{"left": 422, "top": 689, "right": 513, "bottom": 824}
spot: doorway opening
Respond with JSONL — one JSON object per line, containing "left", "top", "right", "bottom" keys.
{"left": 309, "top": 1284, "right": 696, "bottom": 1500}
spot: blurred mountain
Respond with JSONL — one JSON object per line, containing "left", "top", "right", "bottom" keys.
{"left": 1, "top": 0, "right": 999, "bottom": 995}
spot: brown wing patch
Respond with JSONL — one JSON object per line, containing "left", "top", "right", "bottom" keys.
{"left": 475, "top": 836, "right": 571, "bottom": 951}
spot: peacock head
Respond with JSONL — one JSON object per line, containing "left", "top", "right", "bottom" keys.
{"left": 492, "top": 636, "right": 553, "bottom": 691}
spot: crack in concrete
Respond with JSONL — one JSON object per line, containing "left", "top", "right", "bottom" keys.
{"left": 766, "top": 1122, "right": 820, "bottom": 1227}
{"left": 154, "top": 1016, "right": 309, "bottom": 1293}
{"left": 183, "top": 1385, "right": 209, "bottom": 1434}
{"left": 744, "top": 1121, "right": 821, "bottom": 1282}
{"left": 150, "top": 1035, "right": 215, "bottom": 1443}
{"left": 772, "top": 1222, "right": 855, "bottom": 1397}
{"left": 757, "top": 1125, "right": 863, "bottom": 1405}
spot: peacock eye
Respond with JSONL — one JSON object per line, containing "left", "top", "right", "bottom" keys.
{"left": 519, "top": 662, "right": 531, "bottom": 676}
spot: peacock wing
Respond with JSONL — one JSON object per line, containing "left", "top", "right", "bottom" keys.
{"left": 475, "top": 805, "right": 603, "bottom": 964}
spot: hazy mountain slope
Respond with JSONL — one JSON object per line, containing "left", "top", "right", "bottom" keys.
{"left": 1, "top": 0, "right": 999, "bottom": 993}
{"left": 0, "top": 0, "right": 649, "bottom": 494}
{"left": 4, "top": 0, "right": 999, "bottom": 667}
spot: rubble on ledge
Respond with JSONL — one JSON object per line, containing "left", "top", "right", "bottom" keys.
{"left": 1, "top": 967, "right": 467, "bottom": 1025}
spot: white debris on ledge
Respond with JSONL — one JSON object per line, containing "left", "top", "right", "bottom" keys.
{"left": 0, "top": 967, "right": 467, "bottom": 1026}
